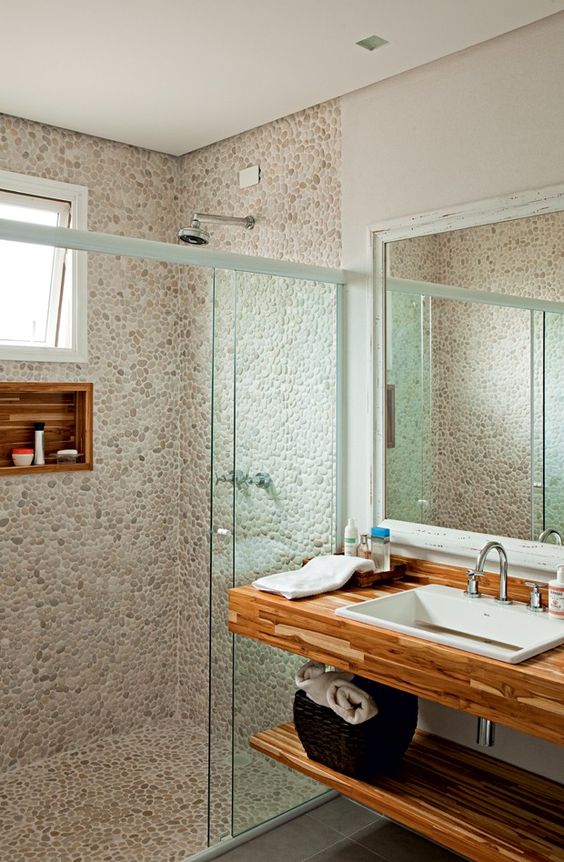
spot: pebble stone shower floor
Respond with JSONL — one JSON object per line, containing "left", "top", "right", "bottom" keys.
{"left": 0, "top": 720, "right": 209, "bottom": 862}
{"left": 0, "top": 718, "right": 322, "bottom": 862}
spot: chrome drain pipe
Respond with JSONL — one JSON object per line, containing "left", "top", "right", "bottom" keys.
{"left": 476, "top": 717, "right": 496, "bottom": 747}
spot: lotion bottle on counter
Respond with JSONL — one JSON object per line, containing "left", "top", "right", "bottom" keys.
{"left": 548, "top": 566, "right": 564, "bottom": 618}
{"left": 344, "top": 518, "right": 359, "bottom": 556}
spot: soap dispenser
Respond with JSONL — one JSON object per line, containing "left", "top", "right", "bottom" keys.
{"left": 548, "top": 565, "right": 564, "bottom": 618}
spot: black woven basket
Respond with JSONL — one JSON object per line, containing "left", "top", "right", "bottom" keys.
{"left": 293, "top": 675, "right": 418, "bottom": 779}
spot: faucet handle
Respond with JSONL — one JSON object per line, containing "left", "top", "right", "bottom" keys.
{"left": 525, "top": 581, "right": 545, "bottom": 613}
{"left": 464, "top": 569, "right": 482, "bottom": 598}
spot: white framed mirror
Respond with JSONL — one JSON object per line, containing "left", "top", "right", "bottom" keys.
{"left": 0, "top": 169, "right": 88, "bottom": 362}
{"left": 372, "top": 183, "right": 564, "bottom": 577}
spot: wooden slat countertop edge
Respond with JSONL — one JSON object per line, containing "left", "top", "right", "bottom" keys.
{"left": 229, "top": 559, "right": 564, "bottom": 745}
{"left": 251, "top": 724, "right": 564, "bottom": 862}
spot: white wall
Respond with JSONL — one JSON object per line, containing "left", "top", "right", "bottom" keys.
{"left": 340, "top": 12, "right": 564, "bottom": 781}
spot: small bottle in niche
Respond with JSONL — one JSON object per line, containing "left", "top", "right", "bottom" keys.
{"left": 370, "top": 527, "right": 391, "bottom": 572}
{"left": 344, "top": 518, "right": 359, "bottom": 556}
{"left": 358, "top": 534, "right": 371, "bottom": 560}
{"left": 34, "top": 422, "right": 45, "bottom": 465}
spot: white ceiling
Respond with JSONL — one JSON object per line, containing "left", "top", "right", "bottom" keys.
{"left": 1, "top": 0, "right": 563, "bottom": 156}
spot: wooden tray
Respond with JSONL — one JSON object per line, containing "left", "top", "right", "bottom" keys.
{"left": 350, "top": 563, "right": 406, "bottom": 588}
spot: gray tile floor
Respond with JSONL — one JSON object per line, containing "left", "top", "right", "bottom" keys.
{"left": 217, "top": 796, "right": 466, "bottom": 862}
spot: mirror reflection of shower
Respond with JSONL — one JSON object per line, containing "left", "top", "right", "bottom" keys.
{"left": 177, "top": 212, "right": 255, "bottom": 245}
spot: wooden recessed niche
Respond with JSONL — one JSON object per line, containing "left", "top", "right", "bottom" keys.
{"left": 0, "top": 382, "right": 93, "bottom": 475}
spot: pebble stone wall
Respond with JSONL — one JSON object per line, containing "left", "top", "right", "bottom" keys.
{"left": 0, "top": 113, "right": 183, "bottom": 772}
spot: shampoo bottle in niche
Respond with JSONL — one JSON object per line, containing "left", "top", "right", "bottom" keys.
{"left": 344, "top": 518, "right": 359, "bottom": 556}
{"left": 34, "top": 422, "right": 45, "bottom": 466}
{"left": 548, "top": 566, "right": 564, "bottom": 618}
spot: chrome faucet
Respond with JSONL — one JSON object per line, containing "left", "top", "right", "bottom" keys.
{"left": 467, "top": 541, "right": 511, "bottom": 604}
{"left": 538, "top": 528, "right": 563, "bottom": 545}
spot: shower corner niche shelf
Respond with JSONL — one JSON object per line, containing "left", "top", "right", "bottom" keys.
{"left": 0, "top": 382, "right": 93, "bottom": 475}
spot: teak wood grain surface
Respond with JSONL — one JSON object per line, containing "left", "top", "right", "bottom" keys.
{"left": 229, "top": 557, "right": 564, "bottom": 745}
{"left": 251, "top": 724, "right": 564, "bottom": 862}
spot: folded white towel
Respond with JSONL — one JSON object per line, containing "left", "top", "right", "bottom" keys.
{"left": 326, "top": 679, "right": 379, "bottom": 725}
{"left": 252, "top": 554, "right": 375, "bottom": 600}
{"left": 295, "top": 660, "right": 354, "bottom": 706}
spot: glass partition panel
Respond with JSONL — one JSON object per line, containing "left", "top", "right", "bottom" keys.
{"left": 209, "top": 270, "right": 338, "bottom": 837}
{"left": 208, "top": 267, "right": 236, "bottom": 846}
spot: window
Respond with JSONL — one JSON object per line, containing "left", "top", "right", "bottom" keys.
{"left": 0, "top": 170, "right": 88, "bottom": 361}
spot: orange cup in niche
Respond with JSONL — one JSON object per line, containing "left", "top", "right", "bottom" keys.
{"left": 12, "top": 448, "right": 34, "bottom": 467}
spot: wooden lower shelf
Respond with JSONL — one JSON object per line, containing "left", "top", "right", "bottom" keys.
{"left": 251, "top": 724, "right": 564, "bottom": 862}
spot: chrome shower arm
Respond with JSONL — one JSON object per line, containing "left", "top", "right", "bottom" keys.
{"left": 193, "top": 212, "right": 255, "bottom": 229}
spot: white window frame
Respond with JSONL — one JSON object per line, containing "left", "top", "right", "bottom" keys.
{"left": 0, "top": 169, "right": 88, "bottom": 362}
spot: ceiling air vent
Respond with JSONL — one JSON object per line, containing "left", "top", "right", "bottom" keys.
{"left": 356, "top": 34, "right": 388, "bottom": 51}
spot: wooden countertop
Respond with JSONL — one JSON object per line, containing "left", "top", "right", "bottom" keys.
{"left": 228, "top": 558, "right": 564, "bottom": 745}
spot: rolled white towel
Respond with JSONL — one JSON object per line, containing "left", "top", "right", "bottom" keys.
{"left": 326, "top": 679, "right": 378, "bottom": 725}
{"left": 295, "top": 660, "right": 326, "bottom": 684}
{"left": 295, "top": 660, "right": 354, "bottom": 707}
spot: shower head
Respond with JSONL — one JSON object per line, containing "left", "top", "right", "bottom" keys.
{"left": 177, "top": 219, "right": 210, "bottom": 246}
{"left": 177, "top": 212, "right": 255, "bottom": 246}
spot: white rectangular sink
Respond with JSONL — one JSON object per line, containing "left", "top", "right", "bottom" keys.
{"left": 335, "top": 584, "right": 564, "bottom": 664}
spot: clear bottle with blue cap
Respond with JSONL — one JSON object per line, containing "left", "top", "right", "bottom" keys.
{"left": 370, "top": 526, "right": 391, "bottom": 572}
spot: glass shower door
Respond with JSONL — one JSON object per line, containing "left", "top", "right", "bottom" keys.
{"left": 209, "top": 268, "right": 339, "bottom": 843}
{"left": 208, "top": 268, "right": 237, "bottom": 848}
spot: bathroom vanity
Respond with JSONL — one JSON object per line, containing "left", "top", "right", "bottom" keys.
{"left": 228, "top": 557, "right": 564, "bottom": 862}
